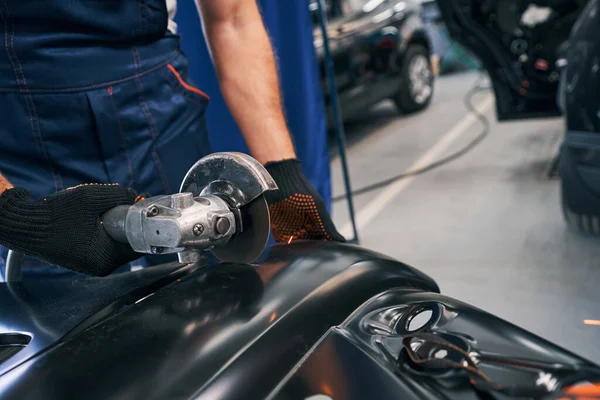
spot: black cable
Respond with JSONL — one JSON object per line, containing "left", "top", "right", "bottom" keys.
{"left": 332, "top": 74, "right": 491, "bottom": 203}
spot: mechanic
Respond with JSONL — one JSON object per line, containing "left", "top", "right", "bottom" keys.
{"left": 0, "top": 0, "right": 344, "bottom": 278}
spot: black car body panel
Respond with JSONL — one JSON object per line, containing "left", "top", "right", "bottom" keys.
{"left": 0, "top": 262, "right": 185, "bottom": 377}
{"left": 0, "top": 243, "right": 438, "bottom": 400}
{"left": 437, "top": 0, "right": 588, "bottom": 121}
{"left": 311, "top": 0, "right": 432, "bottom": 122}
{"left": 272, "top": 290, "right": 600, "bottom": 399}
{"left": 436, "top": 0, "right": 600, "bottom": 229}
{"left": 1, "top": 242, "right": 599, "bottom": 399}
{"left": 558, "top": 0, "right": 600, "bottom": 221}
{"left": 563, "top": 0, "right": 600, "bottom": 135}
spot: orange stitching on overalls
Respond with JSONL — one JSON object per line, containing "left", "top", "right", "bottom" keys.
{"left": 167, "top": 64, "right": 210, "bottom": 100}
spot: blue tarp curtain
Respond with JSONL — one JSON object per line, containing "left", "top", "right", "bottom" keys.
{"left": 174, "top": 0, "right": 332, "bottom": 210}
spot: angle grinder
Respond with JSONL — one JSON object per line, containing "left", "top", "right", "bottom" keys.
{"left": 101, "top": 152, "right": 277, "bottom": 265}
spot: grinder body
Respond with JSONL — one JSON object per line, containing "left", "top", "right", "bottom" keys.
{"left": 102, "top": 193, "right": 237, "bottom": 264}
{"left": 101, "top": 152, "right": 278, "bottom": 265}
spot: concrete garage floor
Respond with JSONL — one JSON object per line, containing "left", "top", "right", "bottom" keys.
{"left": 330, "top": 71, "right": 600, "bottom": 363}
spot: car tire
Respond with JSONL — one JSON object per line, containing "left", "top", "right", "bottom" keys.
{"left": 559, "top": 144, "right": 600, "bottom": 235}
{"left": 394, "top": 44, "right": 434, "bottom": 114}
{"left": 562, "top": 198, "right": 600, "bottom": 234}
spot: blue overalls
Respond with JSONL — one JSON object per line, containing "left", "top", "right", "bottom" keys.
{"left": 0, "top": 0, "right": 212, "bottom": 279}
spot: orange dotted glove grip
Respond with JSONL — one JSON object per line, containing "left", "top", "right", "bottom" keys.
{"left": 269, "top": 193, "right": 337, "bottom": 243}
{"left": 264, "top": 159, "right": 345, "bottom": 243}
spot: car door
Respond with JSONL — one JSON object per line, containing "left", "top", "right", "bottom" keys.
{"left": 335, "top": 0, "right": 403, "bottom": 114}
{"left": 435, "top": 0, "right": 589, "bottom": 121}
{"left": 312, "top": 0, "right": 385, "bottom": 118}
{"left": 312, "top": 0, "right": 357, "bottom": 111}
{"left": 310, "top": 0, "right": 420, "bottom": 122}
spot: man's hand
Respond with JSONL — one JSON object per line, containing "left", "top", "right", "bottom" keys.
{"left": 0, "top": 184, "right": 141, "bottom": 276}
{"left": 264, "top": 159, "right": 345, "bottom": 243}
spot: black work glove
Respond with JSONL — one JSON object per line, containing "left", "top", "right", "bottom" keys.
{"left": 264, "top": 159, "right": 346, "bottom": 243}
{"left": 0, "top": 184, "right": 141, "bottom": 276}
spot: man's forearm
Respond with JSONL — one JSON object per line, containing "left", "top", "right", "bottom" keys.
{"left": 0, "top": 172, "right": 13, "bottom": 194}
{"left": 197, "top": 0, "right": 296, "bottom": 164}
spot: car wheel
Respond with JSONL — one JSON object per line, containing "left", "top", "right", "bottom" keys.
{"left": 562, "top": 198, "right": 600, "bottom": 234}
{"left": 394, "top": 44, "right": 434, "bottom": 114}
{"left": 560, "top": 144, "right": 600, "bottom": 234}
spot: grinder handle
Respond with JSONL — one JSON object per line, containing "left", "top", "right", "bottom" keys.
{"left": 101, "top": 205, "right": 130, "bottom": 245}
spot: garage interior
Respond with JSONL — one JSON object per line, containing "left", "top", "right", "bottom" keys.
{"left": 330, "top": 70, "right": 600, "bottom": 363}
{"left": 2, "top": 0, "right": 600, "bottom": 397}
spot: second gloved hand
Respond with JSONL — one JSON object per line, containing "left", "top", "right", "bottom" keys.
{"left": 264, "top": 159, "right": 346, "bottom": 243}
{"left": 0, "top": 184, "right": 142, "bottom": 276}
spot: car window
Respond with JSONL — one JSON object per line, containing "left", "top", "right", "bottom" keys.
{"left": 310, "top": 0, "right": 388, "bottom": 24}
{"left": 343, "top": 0, "right": 387, "bottom": 13}
{"left": 309, "top": 0, "right": 335, "bottom": 21}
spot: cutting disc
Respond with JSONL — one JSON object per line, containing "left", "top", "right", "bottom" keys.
{"left": 211, "top": 195, "right": 271, "bottom": 264}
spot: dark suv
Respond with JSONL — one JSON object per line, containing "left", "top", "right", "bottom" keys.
{"left": 436, "top": 0, "right": 600, "bottom": 233}
{"left": 311, "top": 0, "right": 435, "bottom": 123}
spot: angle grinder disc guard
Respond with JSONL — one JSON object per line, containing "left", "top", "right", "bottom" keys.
{"left": 178, "top": 153, "right": 276, "bottom": 264}
{"left": 179, "top": 152, "right": 277, "bottom": 207}
{"left": 211, "top": 195, "right": 271, "bottom": 264}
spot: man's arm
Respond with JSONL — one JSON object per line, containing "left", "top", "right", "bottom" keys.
{"left": 195, "top": 0, "right": 296, "bottom": 164}
{"left": 0, "top": 172, "right": 13, "bottom": 194}
{"left": 194, "top": 0, "right": 345, "bottom": 243}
